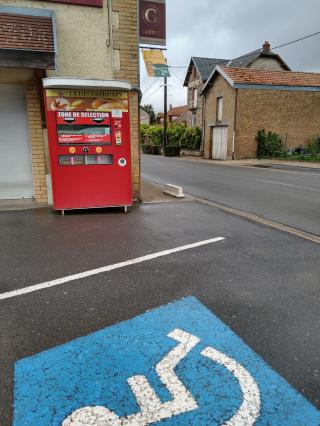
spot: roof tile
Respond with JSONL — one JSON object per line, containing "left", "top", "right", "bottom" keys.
{"left": 221, "top": 66, "right": 320, "bottom": 87}
{"left": 0, "top": 13, "right": 54, "bottom": 52}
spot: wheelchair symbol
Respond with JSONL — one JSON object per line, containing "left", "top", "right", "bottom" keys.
{"left": 62, "top": 329, "right": 261, "bottom": 425}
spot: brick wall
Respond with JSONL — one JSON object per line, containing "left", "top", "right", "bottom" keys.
{"left": 235, "top": 89, "right": 320, "bottom": 159}
{"left": 25, "top": 82, "right": 48, "bottom": 203}
{"left": 112, "top": 0, "right": 140, "bottom": 201}
{"left": 203, "top": 74, "right": 236, "bottom": 159}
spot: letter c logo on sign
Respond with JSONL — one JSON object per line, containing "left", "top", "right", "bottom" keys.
{"left": 144, "top": 6, "right": 159, "bottom": 25}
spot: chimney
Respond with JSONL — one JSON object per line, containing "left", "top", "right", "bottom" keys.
{"left": 169, "top": 104, "right": 172, "bottom": 111}
{"left": 263, "top": 41, "right": 271, "bottom": 52}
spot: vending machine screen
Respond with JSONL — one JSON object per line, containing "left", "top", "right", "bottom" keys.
{"left": 56, "top": 112, "right": 111, "bottom": 145}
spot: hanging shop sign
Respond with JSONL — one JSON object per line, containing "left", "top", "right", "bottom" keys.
{"left": 139, "top": 0, "right": 166, "bottom": 46}
{"left": 142, "top": 49, "right": 170, "bottom": 77}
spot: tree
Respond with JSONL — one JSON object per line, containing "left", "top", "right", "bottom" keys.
{"left": 143, "top": 104, "right": 156, "bottom": 124}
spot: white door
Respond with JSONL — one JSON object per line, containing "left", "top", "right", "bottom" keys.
{"left": 212, "top": 126, "right": 228, "bottom": 160}
{"left": 0, "top": 84, "right": 34, "bottom": 199}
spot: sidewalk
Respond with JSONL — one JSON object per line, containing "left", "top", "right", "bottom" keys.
{"left": 177, "top": 156, "right": 320, "bottom": 169}
{"left": 0, "top": 199, "right": 47, "bottom": 212}
{"left": 0, "top": 182, "right": 185, "bottom": 212}
{"left": 141, "top": 180, "right": 192, "bottom": 203}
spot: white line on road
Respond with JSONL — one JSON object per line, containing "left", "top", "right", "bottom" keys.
{"left": 0, "top": 237, "right": 225, "bottom": 301}
{"left": 255, "top": 179, "right": 320, "bottom": 192}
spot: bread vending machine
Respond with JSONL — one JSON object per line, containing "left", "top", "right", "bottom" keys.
{"left": 43, "top": 79, "right": 133, "bottom": 213}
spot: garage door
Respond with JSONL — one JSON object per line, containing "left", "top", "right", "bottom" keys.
{"left": 212, "top": 125, "right": 228, "bottom": 160}
{"left": 0, "top": 84, "right": 34, "bottom": 199}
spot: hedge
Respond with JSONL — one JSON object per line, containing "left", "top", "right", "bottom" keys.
{"left": 140, "top": 124, "right": 202, "bottom": 152}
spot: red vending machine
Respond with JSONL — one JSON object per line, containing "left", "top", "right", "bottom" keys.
{"left": 43, "top": 79, "right": 133, "bottom": 213}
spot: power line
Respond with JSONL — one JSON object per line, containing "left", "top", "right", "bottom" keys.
{"left": 229, "top": 30, "right": 320, "bottom": 63}
{"left": 143, "top": 84, "right": 163, "bottom": 101}
{"left": 170, "top": 68, "right": 184, "bottom": 84}
{"left": 272, "top": 30, "right": 320, "bottom": 50}
{"left": 142, "top": 77, "right": 161, "bottom": 95}
{"left": 165, "top": 29, "right": 320, "bottom": 69}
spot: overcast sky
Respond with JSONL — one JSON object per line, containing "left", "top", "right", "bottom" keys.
{"left": 140, "top": 0, "right": 320, "bottom": 113}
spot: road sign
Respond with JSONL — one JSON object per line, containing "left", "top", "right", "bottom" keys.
{"left": 142, "top": 49, "right": 170, "bottom": 78}
{"left": 14, "top": 297, "right": 320, "bottom": 425}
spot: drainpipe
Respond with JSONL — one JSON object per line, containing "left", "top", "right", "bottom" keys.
{"left": 202, "top": 94, "right": 206, "bottom": 155}
{"left": 232, "top": 88, "right": 238, "bottom": 160}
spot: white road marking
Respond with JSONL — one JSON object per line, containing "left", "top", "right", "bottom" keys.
{"left": 62, "top": 329, "right": 261, "bottom": 426}
{"left": 255, "top": 179, "right": 320, "bottom": 192}
{"left": 0, "top": 238, "right": 225, "bottom": 301}
{"left": 62, "top": 329, "right": 199, "bottom": 425}
{"left": 202, "top": 347, "right": 260, "bottom": 426}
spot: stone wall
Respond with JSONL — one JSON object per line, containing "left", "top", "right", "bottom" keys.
{"left": 186, "top": 65, "right": 204, "bottom": 129}
{"left": 250, "top": 57, "right": 286, "bottom": 71}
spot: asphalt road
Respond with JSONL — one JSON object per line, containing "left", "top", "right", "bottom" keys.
{"left": 1, "top": 203, "right": 319, "bottom": 424}
{"left": 142, "top": 155, "right": 320, "bottom": 236}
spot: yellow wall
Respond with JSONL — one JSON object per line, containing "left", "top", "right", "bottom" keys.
{"left": 0, "top": 0, "right": 114, "bottom": 79}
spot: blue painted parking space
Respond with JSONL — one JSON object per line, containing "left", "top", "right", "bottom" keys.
{"left": 14, "top": 297, "right": 320, "bottom": 425}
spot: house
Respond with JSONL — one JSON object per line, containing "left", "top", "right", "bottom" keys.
{"left": 140, "top": 107, "right": 151, "bottom": 125}
{"left": 168, "top": 105, "right": 188, "bottom": 123}
{"left": 201, "top": 66, "right": 320, "bottom": 160}
{"left": 173, "top": 107, "right": 189, "bottom": 125}
{"left": 0, "top": 0, "right": 140, "bottom": 203}
{"left": 157, "top": 112, "right": 165, "bottom": 125}
{"left": 157, "top": 105, "right": 188, "bottom": 125}
{"left": 183, "top": 42, "right": 291, "bottom": 130}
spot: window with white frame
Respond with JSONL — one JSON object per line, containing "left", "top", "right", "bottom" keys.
{"left": 191, "top": 112, "right": 196, "bottom": 127}
{"left": 193, "top": 88, "right": 198, "bottom": 107}
{"left": 217, "top": 96, "right": 223, "bottom": 122}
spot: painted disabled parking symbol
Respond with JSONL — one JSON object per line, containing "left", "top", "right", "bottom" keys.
{"left": 14, "top": 298, "right": 320, "bottom": 425}
{"left": 63, "top": 329, "right": 259, "bottom": 426}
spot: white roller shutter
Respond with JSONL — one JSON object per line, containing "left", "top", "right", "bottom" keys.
{"left": 0, "top": 84, "right": 34, "bottom": 199}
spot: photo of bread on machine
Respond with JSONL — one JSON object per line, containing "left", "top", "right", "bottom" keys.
{"left": 46, "top": 89, "right": 129, "bottom": 112}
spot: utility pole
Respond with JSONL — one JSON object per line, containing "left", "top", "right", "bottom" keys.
{"left": 163, "top": 76, "right": 168, "bottom": 148}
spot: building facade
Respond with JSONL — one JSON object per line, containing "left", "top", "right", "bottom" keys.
{"left": 201, "top": 66, "right": 320, "bottom": 160}
{"left": 156, "top": 105, "right": 188, "bottom": 125}
{"left": 0, "top": 0, "right": 140, "bottom": 204}
{"left": 140, "top": 107, "right": 150, "bottom": 125}
{"left": 183, "top": 42, "right": 291, "bottom": 133}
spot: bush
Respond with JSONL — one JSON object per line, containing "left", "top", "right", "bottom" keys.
{"left": 140, "top": 124, "right": 149, "bottom": 144}
{"left": 163, "top": 145, "right": 181, "bottom": 157}
{"left": 180, "top": 127, "right": 202, "bottom": 150}
{"left": 305, "top": 136, "right": 320, "bottom": 157}
{"left": 256, "top": 129, "right": 283, "bottom": 158}
{"left": 140, "top": 124, "right": 202, "bottom": 153}
{"left": 140, "top": 125, "right": 163, "bottom": 146}
{"left": 150, "top": 145, "right": 161, "bottom": 155}
{"left": 167, "top": 124, "right": 187, "bottom": 146}
{"left": 141, "top": 144, "right": 152, "bottom": 154}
